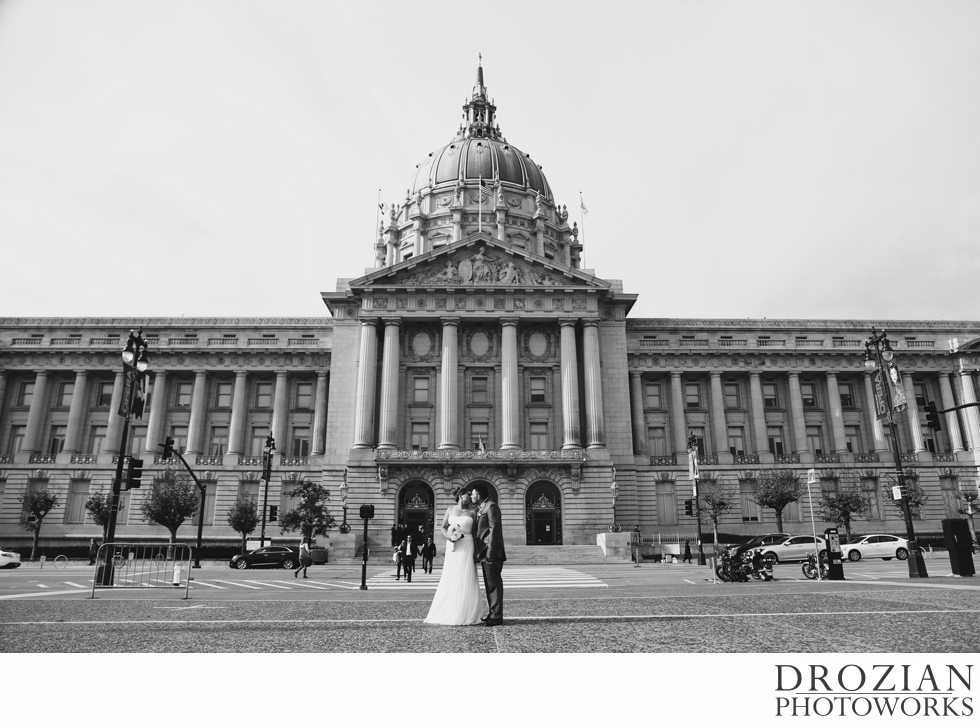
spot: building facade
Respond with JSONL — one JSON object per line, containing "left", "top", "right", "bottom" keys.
{"left": 2, "top": 65, "right": 979, "bottom": 555}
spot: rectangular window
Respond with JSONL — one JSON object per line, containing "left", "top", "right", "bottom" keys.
{"left": 647, "top": 427, "right": 667, "bottom": 457}
{"left": 254, "top": 382, "right": 273, "bottom": 408}
{"left": 862, "top": 478, "right": 881, "bottom": 520}
{"left": 806, "top": 426, "right": 823, "bottom": 455}
{"left": 175, "top": 382, "right": 193, "bottom": 407}
{"left": 689, "top": 427, "right": 706, "bottom": 457}
{"left": 8, "top": 426, "right": 26, "bottom": 455}
{"left": 767, "top": 426, "right": 784, "bottom": 456}
{"left": 215, "top": 382, "right": 233, "bottom": 408}
{"left": 48, "top": 425, "right": 67, "bottom": 455}
{"left": 763, "top": 382, "right": 779, "bottom": 408}
{"left": 471, "top": 377, "right": 488, "bottom": 404}
{"left": 279, "top": 481, "right": 299, "bottom": 518}
{"left": 412, "top": 376, "right": 429, "bottom": 404}
{"left": 130, "top": 426, "right": 147, "bottom": 457}
{"left": 838, "top": 382, "right": 854, "bottom": 408}
{"left": 96, "top": 381, "right": 114, "bottom": 407}
{"left": 724, "top": 383, "right": 740, "bottom": 409}
{"left": 89, "top": 426, "right": 107, "bottom": 455}
{"left": 295, "top": 382, "right": 314, "bottom": 409}
{"left": 249, "top": 427, "right": 269, "bottom": 457}
{"left": 844, "top": 425, "right": 861, "bottom": 454}
{"left": 913, "top": 383, "right": 927, "bottom": 408}
{"left": 57, "top": 382, "right": 74, "bottom": 407}
{"left": 940, "top": 477, "right": 959, "bottom": 518}
{"left": 18, "top": 382, "right": 35, "bottom": 407}
{"left": 801, "top": 383, "right": 817, "bottom": 408}
{"left": 171, "top": 425, "right": 189, "bottom": 455}
{"left": 529, "top": 422, "right": 548, "bottom": 449}
{"left": 192, "top": 482, "right": 217, "bottom": 526}
{"left": 727, "top": 426, "right": 745, "bottom": 456}
{"left": 785, "top": 499, "right": 802, "bottom": 523}
{"left": 530, "top": 376, "right": 547, "bottom": 403}
{"left": 291, "top": 427, "right": 310, "bottom": 457}
{"left": 644, "top": 383, "right": 662, "bottom": 409}
{"left": 210, "top": 426, "right": 229, "bottom": 456}
{"left": 470, "top": 422, "right": 489, "bottom": 449}
{"left": 685, "top": 383, "right": 701, "bottom": 409}
{"left": 65, "top": 480, "right": 90, "bottom": 524}
{"left": 240, "top": 482, "right": 259, "bottom": 506}
{"left": 411, "top": 422, "right": 430, "bottom": 450}
{"left": 656, "top": 481, "right": 677, "bottom": 526}
{"left": 740, "top": 480, "right": 760, "bottom": 522}
{"left": 923, "top": 435, "right": 936, "bottom": 454}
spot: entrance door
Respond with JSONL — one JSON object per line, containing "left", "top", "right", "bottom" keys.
{"left": 531, "top": 510, "right": 557, "bottom": 544}
{"left": 525, "top": 480, "right": 562, "bottom": 545}
{"left": 398, "top": 482, "right": 435, "bottom": 540}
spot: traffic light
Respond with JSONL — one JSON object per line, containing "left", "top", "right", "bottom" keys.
{"left": 125, "top": 457, "right": 144, "bottom": 489}
{"left": 924, "top": 401, "right": 942, "bottom": 432}
{"left": 684, "top": 499, "right": 694, "bottom": 517}
{"left": 160, "top": 436, "right": 175, "bottom": 460}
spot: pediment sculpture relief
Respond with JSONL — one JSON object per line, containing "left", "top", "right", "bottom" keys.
{"left": 401, "top": 246, "right": 566, "bottom": 287}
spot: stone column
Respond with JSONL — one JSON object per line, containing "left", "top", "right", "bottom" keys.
{"left": 670, "top": 371, "right": 687, "bottom": 454}
{"left": 22, "top": 371, "right": 50, "bottom": 453}
{"left": 958, "top": 370, "right": 980, "bottom": 451}
{"left": 629, "top": 371, "right": 647, "bottom": 455}
{"left": 786, "top": 372, "right": 808, "bottom": 454}
{"left": 902, "top": 375, "right": 926, "bottom": 453}
{"left": 105, "top": 371, "right": 126, "bottom": 454}
{"left": 500, "top": 318, "right": 520, "bottom": 449}
{"left": 863, "top": 371, "right": 888, "bottom": 452}
{"left": 438, "top": 318, "right": 460, "bottom": 449}
{"left": 227, "top": 371, "right": 248, "bottom": 455}
{"left": 748, "top": 372, "right": 768, "bottom": 455}
{"left": 311, "top": 371, "right": 328, "bottom": 456}
{"left": 352, "top": 319, "right": 379, "bottom": 448}
{"left": 825, "top": 372, "right": 847, "bottom": 453}
{"left": 582, "top": 320, "right": 605, "bottom": 449}
{"left": 496, "top": 210, "right": 507, "bottom": 243}
{"left": 0, "top": 371, "right": 7, "bottom": 414}
{"left": 378, "top": 318, "right": 401, "bottom": 449}
{"left": 144, "top": 370, "right": 168, "bottom": 455}
{"left": 413, "top": 219, "right": 424, "bottom": 258}
{"left": 938, "top": 374, "right": 964, "bottom": 452}
{"left": 63, "top": 370, "right": 89, "bottom": 453}
{"left": 559, "top": 319, "right": 582, "bottom": 449}
{"left": 709, "top": 372, "right": 727, "bottom": 457}
{"left": 185, "top": 371, "right": 208, "bottom": 455}
{"left": 271, "top": 371, "right": 289, "bottom": 450}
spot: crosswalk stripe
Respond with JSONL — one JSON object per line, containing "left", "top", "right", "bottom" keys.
{"left": 191, "top": 581, "right": 225, "bottom": 589}
{"left": 245, "top": 580, "right": 291, "bottom": 589}
{"left": 63, "top": 582, "right": 87, "bottom": 589}
{"left": 37, "top": 584, "right": 49, "bottom": 589}
{"left": 212, "top": 580, "right": 261, "bottom": 589}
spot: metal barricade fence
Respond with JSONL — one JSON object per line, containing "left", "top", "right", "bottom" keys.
{"left": 91, "top": 543, "right": 192, "bottom": 600}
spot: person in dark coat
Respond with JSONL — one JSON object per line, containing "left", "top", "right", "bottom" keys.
{"left": 398, "top": 535, "right": 419, "bottom": 582}
{"left": 420, "top": 536, "right": 437, "bottom": 574}
{"left": 88, "top": 538, "right": 99, "bottom": 566}
{"left": 682, "top": 540, "right": 693, "bottom": 563}
{"left": 394, "top": 545, "right": 404, "bottom": 580}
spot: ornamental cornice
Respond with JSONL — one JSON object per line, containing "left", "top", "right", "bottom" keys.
{"left": 626, "top": 318, "right": 980, "bottom": 331}
{"left": 626, "top": 352, "right": 962, "bottom": 372}
{"left": 0, "top": 351, "right": 331, "bottom": 371}
{"left": 0, "top": 317, "right": 332, "bottom": 327}
{"left": 375, "top": 448, "right": 584, "bottom": 463}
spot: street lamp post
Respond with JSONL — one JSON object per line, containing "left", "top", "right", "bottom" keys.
{"left": 688, "top": 431, "right": 707, "bottom": 566}
{"left": 258, "top": 434, "right": 276, "bottom": 547}
{"left": 865, "top": 327, "right": 928, "bottom": 578}
{"left": 339, "top": 474, "right": 351, "bottom": 534}
{"left": 609, "top": 472, "right": 621, "bottom": 533}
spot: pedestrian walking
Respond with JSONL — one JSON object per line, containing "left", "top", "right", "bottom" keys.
{"left": 682, "top": 540, "right": 693, "bottom": 563}
{"left": 398, "top": 535, "right": 419, "bottom": 582}
{"left": 394, "top": 545, "right": 404, "bottom": 580}
{"left": 295, "top": 537, "right": 312, "bottom": 578}
{"left": 420, "top": 536, "right": 437, "bottom": 574}
{"left": 88, "top": 538, "right": 99, "bottom": 566}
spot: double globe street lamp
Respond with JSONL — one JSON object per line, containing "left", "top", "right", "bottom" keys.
{"left": 258, "top": 433, "right": 276, "bottom": 547}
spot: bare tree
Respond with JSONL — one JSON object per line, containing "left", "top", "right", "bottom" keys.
{"left": 226, "top": 495, "right": 259, "bottom": 554}
{"left": 139, "top": 468, "right": 199, "bottom": 545}
{"left": 753, "top": 470, "right": 803, "bottom": 533}
{"left": 697, "top": 476, "right": 739, "bottom": 553}
{"left": 20, "top": 489, "right": 60, "bottom": 562}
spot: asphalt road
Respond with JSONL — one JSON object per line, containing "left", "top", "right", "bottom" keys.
{"left": 2, "top": 555, "right": 978, "bottom": 653}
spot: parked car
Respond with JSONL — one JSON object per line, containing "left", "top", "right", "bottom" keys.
{"left": 757, "top": 535, "right": 827, "bottom": 563}
{"left": 841, "top": 534, "right": 909, "bottom": 562}
{"left": 229, "top": 545, "right": 300, "bottom": 570}
{"left": 0, "top": 548, "right": 22, "bottom": 569}
{"left": 722, "top": 533, "right": 791, "bottom": 559}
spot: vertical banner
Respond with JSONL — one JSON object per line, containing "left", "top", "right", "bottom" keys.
{"left": 117, "top": 372, "right": 131, "bottom": 417}
{"left": 871, "top": 370, "right": 889, "bottom": 421}
{"left": 885, "top": 362, "right": 908, "bottom": 412}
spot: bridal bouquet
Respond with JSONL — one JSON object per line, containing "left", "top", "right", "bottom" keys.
{"left": 447, "top": 524, "right": 465, "bottom": 551}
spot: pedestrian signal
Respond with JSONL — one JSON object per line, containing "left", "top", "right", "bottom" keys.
{"left": 160, "top": 436, "right": 175, "bottom": 460}
{"left": 126, "top": 458, "right": 144, "bottom": 489}
{"left": 684, "top": 499, "right": 694, "bottom": 517}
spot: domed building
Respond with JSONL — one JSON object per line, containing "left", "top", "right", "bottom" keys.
{"left": 1, "top": 62, "right": 979, "bottom": 568}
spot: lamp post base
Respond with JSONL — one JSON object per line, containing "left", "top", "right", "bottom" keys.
{"left": 906, "top": 547, "right": 929, "bottom": 578}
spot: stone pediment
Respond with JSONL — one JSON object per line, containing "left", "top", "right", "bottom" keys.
{"left": 350, "top": 237, "right": 609, "bottom": 292}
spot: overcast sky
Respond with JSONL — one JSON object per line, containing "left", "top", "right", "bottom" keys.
{"left": 1, "top": 0, "right": 978, "bottom": 323}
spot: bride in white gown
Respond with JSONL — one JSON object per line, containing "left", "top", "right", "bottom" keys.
{"left": 424, "top": 489, "right": 483, "bottom": 626}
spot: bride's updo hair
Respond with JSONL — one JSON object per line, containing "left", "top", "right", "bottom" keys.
{"left": 451, "top": 486, "right": 463, "bottom": 502}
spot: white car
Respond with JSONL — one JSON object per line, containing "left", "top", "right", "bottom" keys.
{"left": 841, "top": 534, "right": 909, "bottom": 562}
{"left": 0, "top": 548, "right": 22, "bottom": 569}
{"left": 757, "top": 535, "right": 827, "bottom": 563}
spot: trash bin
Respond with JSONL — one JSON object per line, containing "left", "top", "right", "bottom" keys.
{"left": 942, "top": 519, "right": 975, "bottom": 577}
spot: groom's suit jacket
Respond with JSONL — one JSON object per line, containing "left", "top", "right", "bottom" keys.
{"left": 474, "top": 501, "right": 506, "bottom": 563}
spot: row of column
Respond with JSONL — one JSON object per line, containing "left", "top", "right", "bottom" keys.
{"left": 352, "top": 317, "right": 605, "bottom": 450}
{"left": 627, "top": 368, "right": 980, "bottom": 456}
{"left": 8, "top": 368, "right": 328, "bottom": 458}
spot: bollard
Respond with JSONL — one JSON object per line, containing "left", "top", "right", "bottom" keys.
{"left": 172, "top": 561, "right": 182, "bottom": 587}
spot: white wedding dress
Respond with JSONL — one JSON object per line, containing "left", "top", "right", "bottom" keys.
{"left": 424, "top": 514, "right": 483, "bottom": 626}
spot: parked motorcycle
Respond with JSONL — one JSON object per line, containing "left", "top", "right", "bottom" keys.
{"left": 801, "top": 551, "right": 829, "bottom": 580}
{"left": 749, "top": 549, "right": 774, "bottom": 581}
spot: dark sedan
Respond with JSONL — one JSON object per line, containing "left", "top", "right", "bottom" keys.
{"left": 230, "top": 545, "right": 300, "bottom": 570}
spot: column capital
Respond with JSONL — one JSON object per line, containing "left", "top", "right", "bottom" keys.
{"left": 824, "top": 371, "right": 838, "bottom": 379}
{"left": 233, "top": 370, "right": 247, "bottom": 377}
{"left": 710, "top": 370, "right": 722, "bottom": 379}
{"left": 33, "top": 369, "right": 50, "bottom": 377}
{"left": 558, "top": 318, "right": 578, "bottom": 328}
{"left": 499, "top": 317, "right": 519, "bottom": 328}
{"left": 749, "top": 370, "right": 761, "bottom": 379}
{"left": 441, "top": 317, "right": 461, "bottom": 328}
{"left": 582, "top": 318, "right": 600, "bottom": 329}
{"left": 787, "top": 371, "right": 800, "bottom": 379}
{"left": 381, "top": 317, "right": 402, "bottom": 327}
{"left": 359, "top": 318, "right": 381, "bottom": 328}
{"left": 274, "top": 370, "right": 289, "bottom": 377}
{"left": 629, "top": 370, "right": 643, "bottom": 380}
{"left": 193, "top": 369, "right": 209, "bottom": 376}
{"left": 670, "top": 370, "right": 682, "bottom": 379}
{"left": 72, "top": 369, "right": 90, "bottom": 376}
{"left": 316, "top": 370, "right": 327, "bottom": 379}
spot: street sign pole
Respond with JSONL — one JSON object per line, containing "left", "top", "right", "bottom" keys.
{"left": 688, "top": 432, "right": 706, "bottom": 565}
{"left": 807, "top": 468, "right": 821, "bottom": 575}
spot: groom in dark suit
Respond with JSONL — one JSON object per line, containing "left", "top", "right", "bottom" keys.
{"left": 470, "top": 484, "right": 506, "bottom": 626}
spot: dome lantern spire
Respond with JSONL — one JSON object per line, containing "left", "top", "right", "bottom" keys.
{"left": 462, "top": 54, "right": 499, "bottom": 140}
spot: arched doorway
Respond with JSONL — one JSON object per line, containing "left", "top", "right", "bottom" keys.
{"left": 457, "top": 480, "right": 499, "bottom": 505}
{"left": 525, "top": 480, "right": 562, "bottom": 545}
{"left": 398, "top": 481, "right": 435, "bottom": 542}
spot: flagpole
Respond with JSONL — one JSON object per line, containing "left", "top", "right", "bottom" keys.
{"left": 479, "top": 175, "right": 482, "bottom": 234}
{"left": 579, "top": 191, "right": 588, "bottom": 263}
{"left": 375, "top": 189, "right": 382, "bottom": 263}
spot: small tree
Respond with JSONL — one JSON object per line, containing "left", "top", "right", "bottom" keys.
{"left": 227, "top": 495, "right": 259, "bottom": 554}
{"left": 278, "top": 480, "right": 336, "bottom": 543}
{"left": 821, "top": 478, "right": 869, "bottom": 543}
{"left": 21, "top": 488, "right": 60, "bottom": 561}
{"left": 889, "top": 474, "right": 927, "bottom": 520}
{"left": 754, "top": 470, "right": 803, "bottom": 533}
{"left": 84, "top": 489, "right": 114, "bottom": 543}
{"left": 140, "top": 468, "right": 199, "bottom": 545}
{"left": 698, "top": 477, "right": 738, "bottom": 553}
